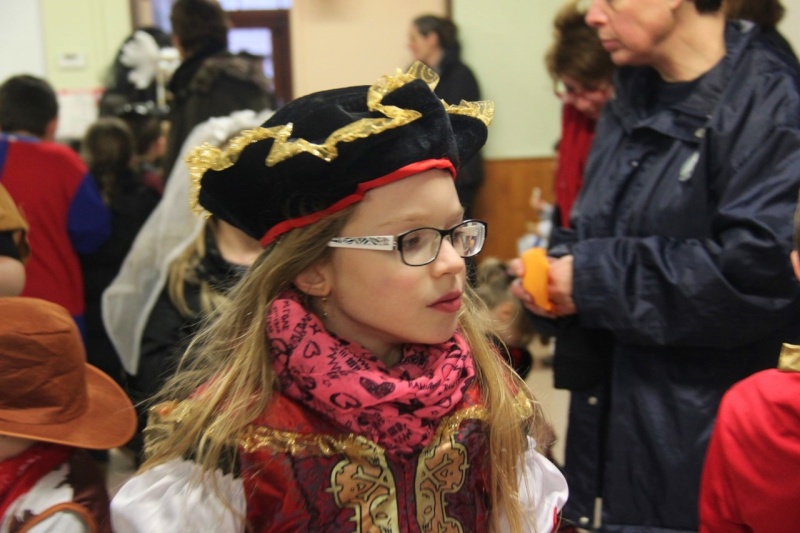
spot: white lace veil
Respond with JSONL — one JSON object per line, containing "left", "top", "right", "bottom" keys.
{"left": 103, "top": 108, "right": 274, "bottom": 375}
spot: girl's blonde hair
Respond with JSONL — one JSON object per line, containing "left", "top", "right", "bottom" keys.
{"left": 166, "top": 218, "right": 229, "bottom": 319}
{"left": 143, "top": 206, "right": 544, "bottom": 532}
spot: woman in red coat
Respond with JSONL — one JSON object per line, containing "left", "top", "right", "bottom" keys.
{"left": 544, "top": 0, "right": 615, "bottom": 230}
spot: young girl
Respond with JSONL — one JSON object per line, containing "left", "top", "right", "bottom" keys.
{"left": 80, "top": 117, "right": 161, "bottom": 387}
{"left": 102, "top": 109, "right": 270, "bottom": 463}
{"left": 111, "top": 62, "right": 567, "bottom": 532}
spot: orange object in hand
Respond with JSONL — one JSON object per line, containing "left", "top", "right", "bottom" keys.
{"left": 521, "top": 247, "right": 553, "bottom": 311}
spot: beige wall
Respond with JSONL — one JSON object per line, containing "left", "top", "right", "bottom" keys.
{"left": 780, "top": 2, "right": 800, "bottom": 53}
{"left": 290, "top": 0, "right": 446, "bottom": 96}
{"left": 289, "top": 0, "right": 567, "bottom": 158}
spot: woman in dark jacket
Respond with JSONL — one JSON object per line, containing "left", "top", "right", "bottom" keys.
{"left": 409, "top": 15, "right": 483, "bottom": 217}
{"left": 80, "top": 118, "right": 160, "bottom": 387}
{"left": 163, "top": 0, "right": 275, "bottom": 180}
{"left": 513, "top": 1, "right": 800, "bottom": 531}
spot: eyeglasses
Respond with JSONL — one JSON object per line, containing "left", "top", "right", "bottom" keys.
{"left": 554, "top": 81, "right": 610, "bottom": 104}
{"left": 328, "top": 219, "right": 487, "bottom": 267}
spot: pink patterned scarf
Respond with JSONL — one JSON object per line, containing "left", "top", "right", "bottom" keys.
{"left": 267, "top": 290, "right": 476, "bottom": 456}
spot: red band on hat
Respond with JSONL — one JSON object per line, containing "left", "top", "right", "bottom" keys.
{"left": 259, "top": 158, "right": 456, "bottom": 247}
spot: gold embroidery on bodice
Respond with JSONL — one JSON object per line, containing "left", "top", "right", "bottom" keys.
{"left": 329, "top": 439, "right": 399, "bottom": 533}
{"left": 238, "top": 405, "right": 490, "bottom": 532}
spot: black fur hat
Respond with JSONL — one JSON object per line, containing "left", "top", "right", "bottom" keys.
{"left": 188, "top": 62, "right": 493, "bottom": 246}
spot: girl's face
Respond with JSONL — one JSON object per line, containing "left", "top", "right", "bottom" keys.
{"left": 318, "top": 169, "right": 467, "bottom": 364}
{"left": 585, "top": 0, "right": 677, "bottom": 68}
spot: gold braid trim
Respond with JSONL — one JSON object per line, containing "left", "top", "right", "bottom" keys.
{"left": 239, "top": 427, "right": 381, "bottom": 457}
{"left": 187, "top": 125, "right": 290, "bottom": 216}
{"left": 143, "top": 390, "right": 532, "bottom": 458}
{"left": 239, "top": 403, "right": 491, "bottom": 455}
{"left": 186, "top": 61, "right": 495, "bottom": 217}
{"left": 142, "top": 400, "right": 195, "bottom": 458}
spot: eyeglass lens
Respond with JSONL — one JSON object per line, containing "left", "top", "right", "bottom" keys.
{"left": 399, "top": 221, "right": 485, "bottom": 266}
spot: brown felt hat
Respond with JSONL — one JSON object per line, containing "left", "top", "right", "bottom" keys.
{"left": 0, "top": 297, "right": 136, "bottom": 449}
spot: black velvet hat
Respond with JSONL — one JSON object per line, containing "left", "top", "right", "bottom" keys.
{"left": 188, "top": 62, "right": 494, "bottom": 246}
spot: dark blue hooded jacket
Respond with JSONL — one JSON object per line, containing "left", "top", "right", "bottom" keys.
{"left": 550, "top": 21, "right": 800, "bottom": 532}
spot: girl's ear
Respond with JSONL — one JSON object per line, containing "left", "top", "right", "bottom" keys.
{"left": 294, "top": 262, "right": 332, "bottom": 297}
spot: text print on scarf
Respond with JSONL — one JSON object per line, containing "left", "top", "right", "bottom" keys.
{"left": 267, "top": 291, "right": 476, "bottom": 457}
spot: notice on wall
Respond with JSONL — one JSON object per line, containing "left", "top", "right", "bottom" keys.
{"left": 55, "top": 88, "right": 102, "bottom": 143}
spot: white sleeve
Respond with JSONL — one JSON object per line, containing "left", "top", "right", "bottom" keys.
{"left": 500, "top": 437, "right": 569, "bottom": 533}
{"left": 111, "top": 459, "right": 245, "bottom": 533}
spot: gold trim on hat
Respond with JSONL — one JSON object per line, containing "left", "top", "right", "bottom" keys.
{"left": 186, "top": 61, "right": 495, "bottom": 216}
{"left": 445, "top": 100, "right": 496, "bottom": 127}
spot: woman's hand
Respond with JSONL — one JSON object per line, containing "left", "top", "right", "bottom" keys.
{"left": 508, "top": 258, "right": 557, "bottom": 319}
{"left": 548, "top": 255, "right": 576, "bottom": 317}
{"left": 508, "top": 255, "right": 577, "bottom": 318}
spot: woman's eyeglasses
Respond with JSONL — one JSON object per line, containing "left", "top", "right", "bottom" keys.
{"left": 328, "top": 219, "right": 487, "bottom": 266}
{"left": 554, "top": 81, "right": 610, "bottom": 104}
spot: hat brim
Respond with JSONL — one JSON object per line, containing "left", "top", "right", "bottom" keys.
{"left": 0, "top": 363, "right": 136, "bottom": 450}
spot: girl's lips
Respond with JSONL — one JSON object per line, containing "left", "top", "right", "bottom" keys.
{"left": 430, "top": 292, "right": 462, "bottom": 313}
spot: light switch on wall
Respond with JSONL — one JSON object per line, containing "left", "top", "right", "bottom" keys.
{"left": 57, "top": 51, "right": 86, "bottom": 70}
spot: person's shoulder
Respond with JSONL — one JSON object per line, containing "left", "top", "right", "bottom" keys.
{"left": 193, "top": 51, "right": 271, "bottom": 92}
{"left": 725, "top": 29, "right": 800, "bottom": 127}
{"left": 29, "top": 140, "right": 87, "bottom": 174}
{"left": 732, "top": 23, "right": 800, "bottom": 81}
{"left": 3, "top": 139, "right": 87, "bottom": 181}
{"left": 446, "top": 59, "right": 479, "bottom": 83}
{"left": 721, "top": 368, "right": 798, "bottom": 414}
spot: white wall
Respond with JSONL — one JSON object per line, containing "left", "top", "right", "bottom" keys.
{"left": 0, "top": 2, "right": 47, "bottom": 81}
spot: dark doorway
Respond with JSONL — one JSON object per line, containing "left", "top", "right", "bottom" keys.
{"left": 130, "top": 0, "right": 293, "bottom": 105}
{"left": 227, "top": 10, "right": 292, "bottom": 105}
